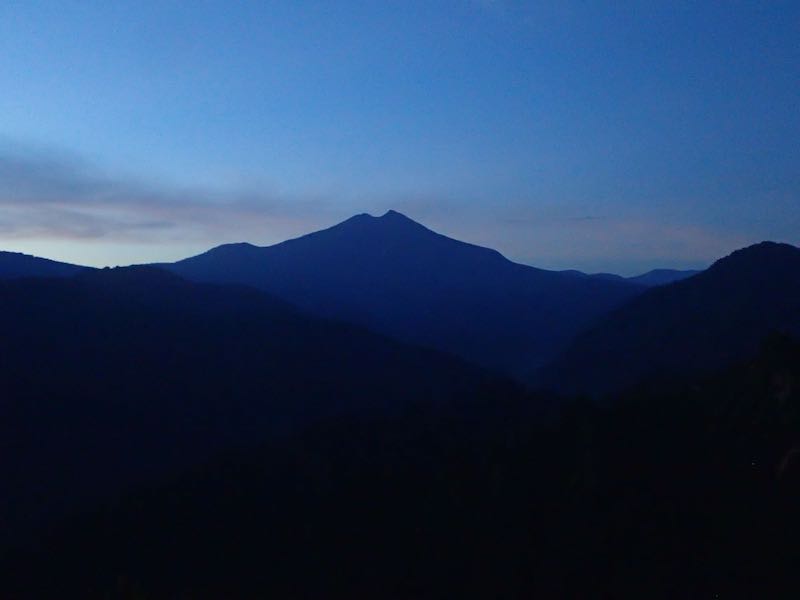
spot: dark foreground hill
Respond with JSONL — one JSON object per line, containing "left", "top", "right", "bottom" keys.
{"left": 0, "top": 250, "right": 85, "bottom": 279}
{"left": 0, "top": 266, "right": 508, "bottom": 543}
{"left": 4, "top": 334, "right": 799, "bottom": 599}
{"left": 166, "top": 210, "right": 643, "bottom": 382}
{"left": 542, "top": 241, "right": 800, "bottom": 396}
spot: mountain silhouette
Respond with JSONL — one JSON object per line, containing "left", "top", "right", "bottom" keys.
{"left": 0, "top": 250, "right": 85, "bottom": 279}
{"left": 0, "top": 266, "right": 503, "bottom": 542}
{"left": 542, "top": 241, "right": 800, "bottom": 396}
{"left": 165, "top": 210, "right": 643, "bottom": 381}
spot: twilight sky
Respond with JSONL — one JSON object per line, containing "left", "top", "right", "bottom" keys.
{"left": 1, "top": 1, "right": 798, "bottom": 274}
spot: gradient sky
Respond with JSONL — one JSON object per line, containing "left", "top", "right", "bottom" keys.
{"left": 1, "top": 1, "right": 798, "bottom": 274}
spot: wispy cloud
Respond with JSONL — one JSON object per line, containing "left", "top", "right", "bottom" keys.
{"left": 0, "top": 141, "right": 786, "bottom": 274}
{"left": 0, "top": 143, "right": 330, "bottom": 245}
{"left": 490, "top": 212, "right": 750, "bottom": 274}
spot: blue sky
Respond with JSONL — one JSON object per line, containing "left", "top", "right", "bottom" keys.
{"left": 0, "top": 1, "right": 798, "bottom": 274}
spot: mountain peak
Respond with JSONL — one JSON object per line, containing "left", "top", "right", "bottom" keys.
{"left": 349, "top": 209, "right": 417, "bottom": 223}
{"left": 335, "top": 210, "right": 429, "bottom": 236}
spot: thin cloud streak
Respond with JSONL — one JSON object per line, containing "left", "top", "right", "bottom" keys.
{"left": 0, "top": 145, "right": 331, "bottom": 245}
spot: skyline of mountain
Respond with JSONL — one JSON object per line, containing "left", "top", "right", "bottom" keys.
{"left": 0, "top": 212, "right": 705, "bottom": 282}
{"left": 165, "top": 210, "right": 645, "bottom": 381}
{"left": 1, "top": 211, "right": 793, "bottom": 395}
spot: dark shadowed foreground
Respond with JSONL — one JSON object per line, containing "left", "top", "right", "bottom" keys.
{"left": 0, "top": 266, "right": 506, "bottom": 545}
{"left": 3, "top": 335, "right": 800, "bottom": 598}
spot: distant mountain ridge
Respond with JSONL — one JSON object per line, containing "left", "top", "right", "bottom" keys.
{"left": 0, "top": 240, "right": 700, "bottom": 288}
{"left": 584, "top": 268, "right": 702, "bottom": 286}
{"left": 165, "top": 210, "right": 644, "bottom": 382}
{"left": 542, "top": 241, "right": 800, "bottom": 396}
{"left": 627, "top": 268, "right": 701, "bottom": 286}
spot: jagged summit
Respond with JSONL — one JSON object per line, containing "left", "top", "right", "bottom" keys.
{"left": 348, "top": 209, "right": 412, "bottom": 220}
{"left": 333, "top": 209, "right": 432, "bottom": 235}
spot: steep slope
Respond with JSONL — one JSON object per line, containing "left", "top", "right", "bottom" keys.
{"left": 166, "top": 210, "right": 643, "bottom": 381}
{"left": 542, "top": 241, "right": 800, "bottom": 396}
{"left": 0, "top": 266, "right": 501, "bottom": 541}
{"left": 0, "top": 250, "right": 86, "bottom": 279}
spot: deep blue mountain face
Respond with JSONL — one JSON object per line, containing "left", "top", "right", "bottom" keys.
{"left": 166, "top": 210, "right": 643, "bottom": 382}
{"left": 0, "top": 266, "right": 502, "bottom": 542}
{"left": 542, "top": 242, "right": 800, "bottom": 396}
{"left": 0, "top": 251, "right": 85, "bottom": 279}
